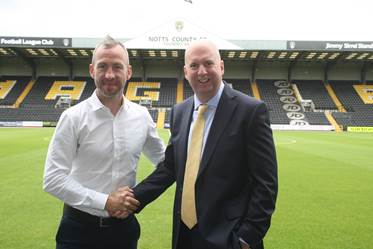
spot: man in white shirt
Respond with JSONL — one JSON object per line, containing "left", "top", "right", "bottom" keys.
{"left": 43, "top": 36, "right": 165, "bottom": 249}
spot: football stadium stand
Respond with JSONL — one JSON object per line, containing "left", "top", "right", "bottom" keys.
{"left": 256, "top": 79, "right": 291, "bottom": 125}
{"left": 0, "top": 76, "right": 372, "bottom": 130}
{"left": 291, "top": 80, "right": 336, "bottom": 110}
{"left": 1, "top": 32, "right": 373, "bottom": 131}
{"left": 329, "top": 81, "right": 373, "bottom": 127}
{"left": 183, "top": 79, "right": 194, "bottom": 100}
{"left": 146, "top": 77, "right": 178, "bottom": 107}
{"left": 0, "top": 76, "right": 31, "bottom": 106}
{"left": 225, "top": 79, "right": 252, "bottom": 96}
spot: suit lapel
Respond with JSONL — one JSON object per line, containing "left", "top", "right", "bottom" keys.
{"left": 198, "top": 85, "right": 238, "bottom": 177}
{"left": 176, "top": 98, "right": 194, "bottom": 180}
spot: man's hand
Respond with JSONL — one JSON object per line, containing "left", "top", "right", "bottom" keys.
{"left": 104, "top": 186, "right": 140, "bottom": 219}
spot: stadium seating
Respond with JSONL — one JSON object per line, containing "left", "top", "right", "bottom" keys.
{"left": 125, "top": 81, "right": 161, "bottom": 104}
{"left": 165, "top": 109, "right": 171, "bottom": 127}
{"left": 22, "top": 76, "right": 69, "bottom": 108}
{"left": 256, "top": 79, "right": 292, "bottom": 124}
{"left": 304, "top": 112, "right": 331, "bottom": 125}
{"left": 146, "top": 78, "right": 178, "bottom": 107}
{"left": 183, "top": 79, "right": 194, "bottom": 100}
{"left": 0, "top": 76, "right": 31, "bottom": 106}
{"left": 1, "top": 75, "right": 372, "bottom": 129}
{"left": 0, "top": 76, "right": 93, "bottom": 122}
{"left": 73, "top": 77, "right": 96, "bottom": 101}
{"left": 183, "top": 79, "right": 252, "bottom": 100}
{"left": 124, "top": 78, "right": 177, "bottom": 108}
{"left": 224, "top": 79, "right": 252, "bottom": 96}
{"left": 291, "top": 80, "right": 336, "bottom": 110}
{"left": 329, "top": 81, "right": 373, "bottom": 127}
{"left": 0, "top": 107, "right": 63, "bottom": 122}
{"left": 148, "top": 109, "right": 159, "bottom": 123}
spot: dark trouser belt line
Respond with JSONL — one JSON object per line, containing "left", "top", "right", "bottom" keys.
{"left": 63, "top": 204, "right": 124, "bottom": 227}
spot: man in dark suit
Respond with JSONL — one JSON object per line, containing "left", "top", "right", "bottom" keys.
{"left": 122, "top": 39, "right": 278, "bottom": 249}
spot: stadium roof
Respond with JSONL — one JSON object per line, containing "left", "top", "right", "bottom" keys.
{"left": 1, "top": 19, "right": 373, "bottom": 63}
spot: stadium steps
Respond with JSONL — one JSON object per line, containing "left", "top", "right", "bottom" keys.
{"left": 176, "top": 80, "right": 184, "bottom": 103}
{"left": 0, "top": 80, "right": 17, "bottom": 105}
{"left": 325, "top": 82, "right": 346, "bottom": 112}
{"left": 156, "top": 109, "right": 166, "bottom": 128}
{"left": 14, "top": 80, "right": 35, "bottom": 108}
{"left": 352, "top": 84, "right": 373, "bottom": 104}
{"left": 0, "top": 77, "right": 31, "bottom": 107}
{"left": 325, "top": 112, "right": 342, "bottom": 132}
{"left": 251, "top": 81, "right": 261, "bottom": 100}
{"left": 329, "top": 81, "right": 373, "bottom": 127}
{"left": 183, "top": 80, "right": 194, "bottom": 100}
{"left": 293, "top": 80, "right": 336, "bottom": 110}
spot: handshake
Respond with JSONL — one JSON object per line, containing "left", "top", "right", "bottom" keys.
{"left": 104, "top": 186, "right": 140, "bottom": 219}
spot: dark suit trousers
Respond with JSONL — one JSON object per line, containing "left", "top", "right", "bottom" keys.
{"left": 56, "top": 206, "right": 140, "bottom": 249}
{"left": 177, "top": 222, "right": 265, "bottom": 249}
{"left": 177, "top": 222, "right": 210, "bottom": 249}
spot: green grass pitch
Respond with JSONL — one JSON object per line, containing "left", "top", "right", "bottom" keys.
{"left": 0, "top": 128, "right": 372, "bottom": 249}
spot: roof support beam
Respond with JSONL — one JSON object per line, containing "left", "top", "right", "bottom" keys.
{"left": 13, "top": 48, "right": 36, "bottom": 80}
{"left": 324, "top": 63, "right": 328, "bottom": 83}
{"left": 360, "top": 62, "right": 369, "bottom": 83}
{"left": 55, "top": 49, "right": 73, "bottom": 80}
{"left": 287, "top": 61, "right": 296, "bottom": 82}
{"left": 178, "top": 60, "right": 184, "bottom": 81}
{"left": 251, "top": 61, "right": 256, "bottom": 83}
{"left": 324, "top": 61, "right": 336, "bottom": 83}
{"left": 139, "top": 50, "right": 146, "bottom": 80}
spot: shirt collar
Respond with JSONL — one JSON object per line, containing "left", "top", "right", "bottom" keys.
{"left": 193, "top": 81, "right": 224, "bottom": 110}
{"left": 89, "top": 90, "right": 126, "bottom": 112}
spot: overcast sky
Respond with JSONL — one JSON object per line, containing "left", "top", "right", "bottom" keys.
{"left": 1, "top": 0, "right": 372, "bottom": 41}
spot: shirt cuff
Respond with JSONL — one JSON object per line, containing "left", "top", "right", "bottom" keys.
{"left": 239, "top": 237, "right": 250, "bottom": 248}
{"left": 90, "top": 191, "right": 109, "bottom": 210}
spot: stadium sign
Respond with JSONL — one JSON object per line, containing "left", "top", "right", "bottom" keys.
{"left": 283, "top": 104, "right": 302, "bottom": 112}
{"left": 347, "top": 127, "right": 373, "bottom": 132}
{"left": 289, "top": 120, "right": 309, "bottom": 126}
{"left": 125, "top": 18, "right": 241, "bottom": 50}
{"left": 280, "top": 96, "right": 297, "bottom": 104}
{"left": 287, "top": 41, "right": 373, "bottom": 51}
{"left": 0, "top": 37, "right": 72, "bottom": 48}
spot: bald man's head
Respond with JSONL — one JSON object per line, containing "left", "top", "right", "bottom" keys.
{"left": 184, "top": 39, "right": 221, "bottom": 64}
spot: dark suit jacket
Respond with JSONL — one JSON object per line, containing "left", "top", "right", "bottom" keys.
{"left": 134, "top": 84, "right": 278, "bottom": 249}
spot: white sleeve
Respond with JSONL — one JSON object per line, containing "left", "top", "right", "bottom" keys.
{"left": 43, "top": 111, "right": 108, "bottom": 210}
{"left": 142, "top": 111, "right": 166, "bottom": 166}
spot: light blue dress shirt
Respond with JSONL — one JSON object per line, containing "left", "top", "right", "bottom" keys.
{"left": 187, "top": 82, "right": 224, "bottom": 156}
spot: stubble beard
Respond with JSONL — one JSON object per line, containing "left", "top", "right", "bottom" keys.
{"left": 96, "top": 80, "right": 124, "bottom": 100}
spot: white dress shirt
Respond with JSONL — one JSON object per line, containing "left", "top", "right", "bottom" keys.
{"left": 43, "top": 91, "right": 165, "bottom": 217}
